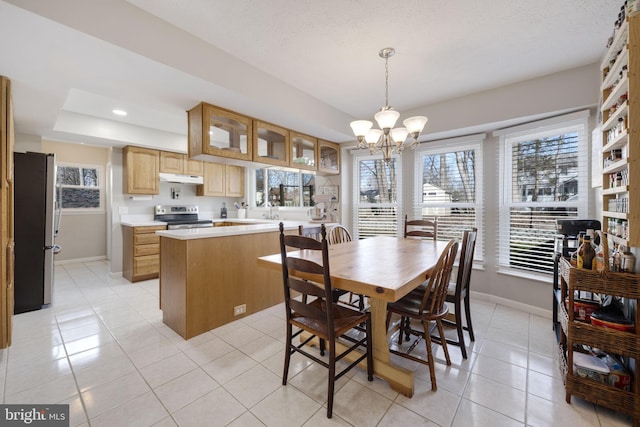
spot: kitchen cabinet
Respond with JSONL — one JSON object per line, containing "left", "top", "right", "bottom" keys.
{"left": 122, "top": 224, "right": 166, "bottom": 282}
{"left": 185, "top": 157, "right": 204, "bottom": 176}
{"left": 187, "top": 101, "right": 341, "bottom": 173}
{"left": 225, "top": 164, "right": 244, "bottom": 197}
{"left": 318, "top": 139, "right": 340, "bottom": 175}
{"left": 188, "top": 102, "right": 253, "bottom": 162}
{"left": 196, "top": 162, "right": 244, "bottom": 198}
{"left": 558, "top": 256, "right": 640, "bottom": 424}
{"left": 160, "top": 151, "right": 204, "bottom": 176}
{"left": 253, "top": 121, "right": 289, "bottom": 167}
{"left": 600, "top": 13, "right": 639, "bottom": 248}
{"left": 1, "top": 76, "right": 14, "bottom": 348}
{"left": 124, "top": 146, "right": 159, "bottom": 194}
{"left": 290, "top": 132, "right": 317, "bottom": 171}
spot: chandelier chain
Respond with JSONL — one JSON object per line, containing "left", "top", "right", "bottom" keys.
{"left": 384, "top": 55, "right": 389, "bottom": 108}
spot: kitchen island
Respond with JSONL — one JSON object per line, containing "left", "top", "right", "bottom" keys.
{"left": 157, "top": 220, "right": 303, "bottom": 339}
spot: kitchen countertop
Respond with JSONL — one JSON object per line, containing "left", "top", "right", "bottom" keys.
{"left": 121, "top": 220, "right": 168, "bottom": 227}
{"left": 155, "top": 219, "right": 335, "bottom": 240}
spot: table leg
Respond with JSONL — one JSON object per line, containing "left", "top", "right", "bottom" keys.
{"left": 368, "top": 298, "right": 414, "bottom": 397}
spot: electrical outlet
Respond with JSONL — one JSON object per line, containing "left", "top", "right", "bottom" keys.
{"left": 233, "top": 304, "right": 246, "bottom": 316}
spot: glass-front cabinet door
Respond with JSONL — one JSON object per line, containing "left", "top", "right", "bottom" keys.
{"left": 290, "top": 132, "right": 317, "bottom": 171}
{"left": 253, "top": 121, "right": 289, "bottom": 167}
{"left": 318, "top": 140, "right": 340, "bottom": 175}
{"left": 188, "top": 102, "right": 252, "bottom": 162}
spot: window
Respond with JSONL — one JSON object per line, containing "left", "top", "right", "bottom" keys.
{"left": 353, "top": 154, "right": 400, "bottom": 238}
{"left": 56, "top": 164, "right": 102, "bottom": 209}
{"left": 414, "top": 135, "right": 484, "bottom": 260}
{"left": 496, "top": 111, "right": 589, "bottom": 275}
{"left": 254, "top": 167, "right": 315, "bottom": 207}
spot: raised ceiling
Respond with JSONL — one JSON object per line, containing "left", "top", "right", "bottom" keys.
{"left": 0, "top": 0, "right": 621, "bottom": 151}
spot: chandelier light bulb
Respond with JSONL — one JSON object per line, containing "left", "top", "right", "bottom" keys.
{"left": 390, "top": 127, "right": 409, "bottom": 144}
{"left": 403, "top": 116, "right": 428, "bottom": 135}
{"left": 374, "top": 108, "right": 400, "bottom": 130}
{"left": 365, "top": 129, "right": 383, "bottom": 145}
{"left": 350, "top": 120, "right": 373, "bottom": 137}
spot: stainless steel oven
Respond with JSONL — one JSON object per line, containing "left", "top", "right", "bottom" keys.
{"left": 154, "top": 205, "right": 213, "bottom": 229}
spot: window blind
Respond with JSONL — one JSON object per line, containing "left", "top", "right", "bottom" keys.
{"left": 353, "top": 155, "right": 400, "bottom": 238}
{"left": 496, "top": 111, "right": 589, "bottom": 275}
{"left": 413, "top": 135, "right": 484, "bottom": 261}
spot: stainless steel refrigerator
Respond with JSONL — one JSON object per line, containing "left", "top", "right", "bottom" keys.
{"left": 14, "top": 152, "right": 59, "bottom": 314}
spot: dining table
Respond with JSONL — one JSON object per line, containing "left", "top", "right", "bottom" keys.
{"left": 257, "top": 235, "right": 450, "bottom": 397}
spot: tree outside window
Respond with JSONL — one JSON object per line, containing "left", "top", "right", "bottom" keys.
{"left": 254, "top": 168, "right": 315, "bottom": 207}
{"left": 354, "top": 155, "right": 400, "bottom": 238}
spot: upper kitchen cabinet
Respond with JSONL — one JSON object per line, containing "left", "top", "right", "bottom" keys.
{"left": 188, "top": 102, "right": 252, "bottom": 162}
{"left": 290, "top": 132, "right": 317, "bottom": 171}
{"left": 253, "top": 121, "right": 289, "bottom": 167}
{"left": 196, "top": 162, "right": 244, "bottom": 198}
{"left": 124, "top": 146, "right": 159, "bottom": 194}
{"left": 317, "top": 140, "right": 340, "bottom": 175}
{"left": 159, "top": 151, "right": 203, "bottom": 176}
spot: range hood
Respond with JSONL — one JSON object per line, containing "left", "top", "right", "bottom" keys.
{"left": 159, "top": 173, "right": 204, "bottom": 184}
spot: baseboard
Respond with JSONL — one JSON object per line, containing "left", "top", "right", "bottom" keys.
{"left": 54, "top": 256, "right": 107, "bottom": 265}
{"left": 470, "top": 291, "right": 552, "bottom": 319}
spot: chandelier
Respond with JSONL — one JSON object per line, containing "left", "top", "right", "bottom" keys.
{"left": 350, "top": 47, "right": 428, "bottom": 163}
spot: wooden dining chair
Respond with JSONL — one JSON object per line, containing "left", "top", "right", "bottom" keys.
{"left": 404, "top": 215, "right": 437, "bottom": 240}
{"left": 327, "top": 224, "right": 352, "bottom": 245}
{"left": 299, "top": 224, "right": 350, "bottom": 304}
{"left": 385, "top": 239, "right": 458, "bottom": 391}
{"left": 279, "top": 223, "right": 373, "bottom": 418}
{"left": 326, "top": 225, "right": 366, "bottom": 310}
{"left": 439, "top": 227, "right": 478, "bottom": 359}
{"left": 298, "top": 224, "right": 323, "bottom": 241}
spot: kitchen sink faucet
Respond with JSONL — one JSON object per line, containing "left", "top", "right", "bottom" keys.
{"left": 263, "top": 202, "right": 279, "bottom": 220}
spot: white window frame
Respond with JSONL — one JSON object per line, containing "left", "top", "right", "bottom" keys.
{"left": 495, "top": 110, "right": 590, "bottom": 278}
{"left": 56, "top": 162, "right": 104, "bottom": 211}
{"left": 414, "top": 134, "right": 485, "bottom": 262}
{"left": 352, "top": 152, "right": 402, "bottom": 239}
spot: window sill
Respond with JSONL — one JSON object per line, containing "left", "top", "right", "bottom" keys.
{"left": 496, "top": 267, "right": 552, "bottom": 284}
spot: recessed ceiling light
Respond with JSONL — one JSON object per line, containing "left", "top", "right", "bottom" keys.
{"left": 112, "top": 109, "right": 127, "bottom": 116}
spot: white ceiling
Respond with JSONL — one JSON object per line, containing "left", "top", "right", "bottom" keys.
{"left": 0, "top": 0, "right": 621, "bottom": 151}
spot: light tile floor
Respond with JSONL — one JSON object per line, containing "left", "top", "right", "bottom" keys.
{"left": 0, "top": 260, "right": 633, "bottom": 426}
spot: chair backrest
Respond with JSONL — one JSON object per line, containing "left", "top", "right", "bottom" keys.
{"left": 327, "top": 225, "right": 352, "bottom": 245}
{"left": 298, "top": 224, "right": 324, "bottom": 241}
{"left": 280, "top": 223, "right": 335, "bottom": 333}
{"left": 454, "top": 228, "right": 477, "bottom": 298}
{"left": 419, "top": 239, "right": 459, "bottom": 316}
{"left": 404, "top": 215, "right": 437, "bottom": 240}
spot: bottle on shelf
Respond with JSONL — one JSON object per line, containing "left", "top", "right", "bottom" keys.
{"left": 594, "top": 237, "right": 606, "bottom": 272}
{"left": 577, "top": 234, "right": 596, "bottom": 270}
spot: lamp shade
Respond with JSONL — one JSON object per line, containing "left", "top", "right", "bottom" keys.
{"left": 390, "top": 127, "right": 409, "bottom": 144}
{"left": 365, "top": 129, "right": 383, "bottom": 144}
{"left": 374, "top": 109, "right": 400, "bottom": 130}
{"left": 403, "top": 116, "right": 428, "bottom": 134}
{"left": 350, "top": 120, "right": 373, "bottom": 137}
